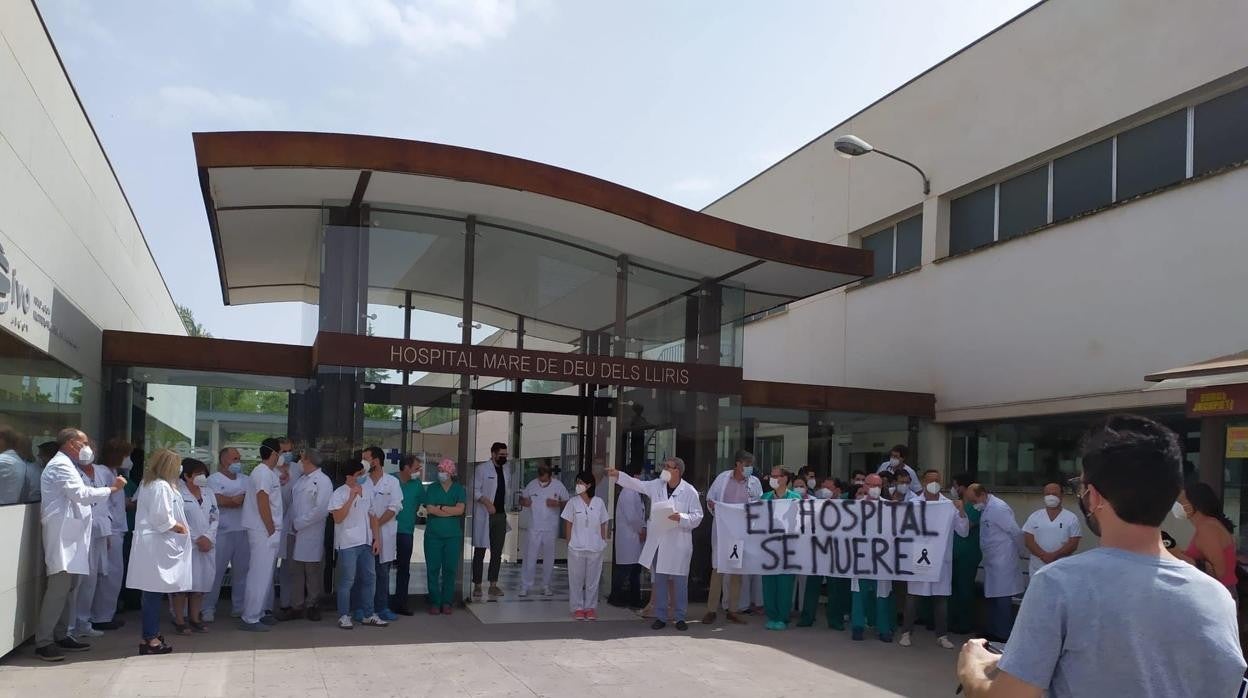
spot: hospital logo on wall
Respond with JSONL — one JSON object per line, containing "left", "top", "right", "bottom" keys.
{"left": 0, "top": 242, "right": 31, "bottom": 319}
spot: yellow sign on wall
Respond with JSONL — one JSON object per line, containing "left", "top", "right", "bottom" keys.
{"left": 1227, "top": 426, "right": 1248, "bottom": 459}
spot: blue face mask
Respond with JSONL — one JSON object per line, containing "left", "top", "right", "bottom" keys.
{"left": 228, "top": 462, "right": 242, "bottom": 475}
{"left": 437, "top": 472, "right": 450, "bottom": 483}
{"left": 742, "top": 465, "right": 753, "bottom": 477}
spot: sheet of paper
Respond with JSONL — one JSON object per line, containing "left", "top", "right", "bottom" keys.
{"left": 649, "top": 499, "right": 678, "bottom": 535}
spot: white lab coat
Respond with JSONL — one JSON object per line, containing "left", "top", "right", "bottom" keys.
{"left": 288, "top": 468, "right": 332, "bottom": 562}
{"left": 0, "top": 449, "right": 25, "bottom": 505}
{"left": 876, "top": 461, "right": 923, "bottom": 494}
{"left": 179, "top": 481, "right": 219, "bottom": 593}
{"left": 521, "top": 478, "right": 569, "bottom": 532}
{"left": 979, "top": 495, "right": 1026, "bottom": 598}
{"left": 615, "top": 471, "right": 703, "bottom": 577}
{"left": 364, "top": 472, "right": 403, "bottom": 563}
{"left": 471, "top": 459, "right": 514, "bottom": 548}
{"left": 706, "top": 469, "right": 762, "bottom": 559}
{"left": 905, "top": 496, "right": 969, "bottom": 597}
{"left": 40, "top": 452, "right": 113, "bottom": 575}
{"left": 127, "top": 480, "right": 193, "bottom": 593}
{"left": 614, "top": 488, "right": 645, "bottom": 565}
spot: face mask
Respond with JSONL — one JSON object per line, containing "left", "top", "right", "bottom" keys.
{"left": 360, "top": 459, "right": 371, "bottom": 472}
{"left": 949, "top": 487, "right": 960, "bottom": 500}
{"left": 228, "top": 462, "right": 242, "bottom": 475}
{"left": 120, "top": 456, "right": 133, "bottom": 472}
{"left": 887, "top": 485, "right": 897, "bottom": 494}
{"left": 867, "top": 486, "right": 881, "bottom": 499}
{"left": 1044, "top": 495, "right": 1061, "bottom": 508}
{"left": 1171, "top": 501, "right": 1187, "bottom": 520}
{"left": 437, "top": 472, "right": 450, "bottom": 483}
{"left": 925, "top": 481, "right": 941, "bottom": 495}
{"left": 1077, "top": 490, "right": 1101, "bottom": 537}
{"left": 192, "top": 474, "right": 208, "bottom": 488}
{"left": 660, "top": 469, "right": 673, "bottom": 484}
{"left": 889, "top": 457, "right": 901, "bottom": 468}
{"left": 77, "top": 446, "right": 94, "bottom": 465}
{"left": 806, "top": 478, "right": 816, "bottom": 489}
{"left": 768, "top": 477, "right": 780, "bottom": 489}
{"left": 794, "top": 486, "right": 807, "bottom": 496}
{"left": 853, "top": 479, "right": 865, "bottom": 487}
{"left": 972, "top": 502, "right": 986, "bottom": 512}
{"left": 741, "top": 465, "right": 753, "bottom": 477}
{"left": 575, "top": 483, "right": 588, "bottom": 495}
{"left": 815, "top": 488, "right": 832, "bottom": 499}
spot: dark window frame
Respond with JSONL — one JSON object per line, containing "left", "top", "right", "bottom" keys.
{"left": 860, "top": 213, "right": 923, "bottom": 281}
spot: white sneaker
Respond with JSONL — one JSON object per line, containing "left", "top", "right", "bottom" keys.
{"left": 337, "top": 614, "right": 354, "bottom": 630}
{"left": 899, "top": 632, "right": 912, "bottom": 647}
{"left": 937, "top": 636, "right": 955, "bottom": 650}
{"left": 518, "top": 587, "right": 529, "bottom": 598}
{"left": 76, "top": 627, "right": 104, "bottom": 638}
{"left": 201, "top": 611, "right": 215, "bottom": 623}
{"left": 543, "top": 587, "right": 553, "bottom": 597}
{"left": 361, "top": 614, "right": 388, "bottom": 627}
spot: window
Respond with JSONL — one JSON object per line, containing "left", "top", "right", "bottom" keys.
{"left": 998, "top": 166, "right": 1048, "bottom": 240}
{"left": 1194, "top": 84, "right": 1248, "bottom": 175}
{"left": 860, "top": 214, "right": 922, "bottom": 279}
{"left": 1116, "top": 110, "right": 1187, "bottom": 200}
{"left": 1052, "top": 139, "right": 1112, "bottom": 222}
{"left": 949, "top": 187, "right": 995, "bottom": 255}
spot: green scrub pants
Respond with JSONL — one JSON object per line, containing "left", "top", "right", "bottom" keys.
{"left": 948, "top": 550, "right": 981, "bottom": 634}
{"left": 762, "top": 574, "right": 795, "bottom": 625}
{"left": 799, "top": 576, "right": 850, "bottom": 629}
{"left": 424, "top": 535, "right": 460, "bottom": 608}
{"left": 851, "top": 580, "right": 894, "bottom": 637}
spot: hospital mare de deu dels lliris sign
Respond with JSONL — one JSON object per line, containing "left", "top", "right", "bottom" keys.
{"left": 313, "top": 333, "right": 744, "bottom": 393}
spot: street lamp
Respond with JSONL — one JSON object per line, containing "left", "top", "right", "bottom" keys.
{"left": 834, "top": 135, "right": 931, "bottom": 196}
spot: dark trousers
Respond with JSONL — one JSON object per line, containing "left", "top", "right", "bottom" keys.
{"left": 609, "top": 562, "right": 643, "bottom": 607}
{"left": 394, "top": 532, "right": 414, "bottom": 610}
{"left": 472, "top": 512, "right": 507, "bottom": 584}
{"left": 985, "top": 596, "right": 1015, "bottom": 641}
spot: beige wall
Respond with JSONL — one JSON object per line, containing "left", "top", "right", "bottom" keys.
{"left": 0, "top": 1, "right": 183, "bottom": 657}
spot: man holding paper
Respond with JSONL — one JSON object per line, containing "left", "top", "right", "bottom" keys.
{"left": 606, "top": 457, "right": 703, "bottom": 631}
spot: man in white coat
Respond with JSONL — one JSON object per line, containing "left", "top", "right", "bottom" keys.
{"left": 607, "top": 456, "right": 703, "bottom": 631}
{"left": 1022, "top": 481, "right": 1082, "bottom": 579}
{"left": 518, "top": 462, "right": 568, "bottom": 597}
{"left": 472, "top": 442, "right": 514, "bottom": 600}
{"left": 899, "top": 469, "right": 970, "bottom": 649}
{"left": 703, "top": 449, "right": 761, "bottom": 625}
{"left": 607, "top": 465, "right": 646, "bottom": 609}
{"left": 966, "top": 483, "right": 1026, "bottom": 642}
{"left": 35, "top": 428, "right": 125, "bottom": 662}
{"left": 876, "top": 444, "right": 922, "bottom": 495}
{"left": 362, "top": 446, "right": 403, "bottom": 622}
{"left": 239, "top": 438, "right": 284, "bottom": 632}
{"left": 70, "top": 443, "right": 114, "bottom": 639}
{"left": 281, "top": 448, "right": 332, "bottom": 621}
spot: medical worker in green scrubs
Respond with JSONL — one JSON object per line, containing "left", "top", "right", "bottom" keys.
{"left": 948, "top": 473, "right": 982, "bottom": 635}
{"left": 761, "top": 467, "right": 802, "bottom": 630}
{"left": 851, "top": 473, "right": 895, "bottom": 642}
{"left": 423, "top": 458, "right": 466, "bottom": 615}
{"left": 798, "top": 477, "right": 851, "bottom": 630}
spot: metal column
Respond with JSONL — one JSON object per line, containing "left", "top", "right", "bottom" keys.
{"left": 454, "top": 216, "right": 476, "bottom": 606}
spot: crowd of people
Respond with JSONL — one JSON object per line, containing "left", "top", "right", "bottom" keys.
{"left": 19, "top": 418, "right": 1248, "bottom": 695}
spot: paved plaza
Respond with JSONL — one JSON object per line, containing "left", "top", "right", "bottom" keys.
{"left": 0, "top": 596, "right": 963, "bottom": 697}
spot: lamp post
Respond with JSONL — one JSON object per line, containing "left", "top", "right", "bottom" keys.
{"left": 834, "top": 135, "right": 931, "bottom": 196}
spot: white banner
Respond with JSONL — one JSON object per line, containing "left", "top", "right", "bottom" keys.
{"left": 714, "top": 498, "right": 957, "bottom": 582}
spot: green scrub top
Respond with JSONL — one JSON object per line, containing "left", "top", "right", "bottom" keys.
{"left": 762, "top": 489, "right": 803, "bottom": 500}
{"left": 396, "top": 478, "right": 425, "bottom": 534}
{"left": 953, "top": 500, "right": 983, "bottom": 559}
{"left": 423, "top": 481, "right": 466, "bottom": 538}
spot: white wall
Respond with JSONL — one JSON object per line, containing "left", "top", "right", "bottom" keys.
{"left": 0, "top": 1, "right": 184, "bottom": 658}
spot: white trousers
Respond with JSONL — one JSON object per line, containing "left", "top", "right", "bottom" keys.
{"left": 205, "top": 529, "right": 250, "bottom": 615}
{"left": 90, "top": 532, "right": 125, "bottom": 623}
{"left": 567, "top": 548, "right": 604, "bottom": 612}
{"left": 243, "top": 529, "right": 280, "bottom": 624}
{"left": 521, "top": 528, "right": 557, "bottom": 591}
{"left": 734, "top": 574, "right": 762, "bottom": 611}
{"left": 72, "top": 537, "right": 108, "bottom": 633}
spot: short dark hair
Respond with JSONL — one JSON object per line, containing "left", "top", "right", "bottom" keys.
{"left": 181, "top": 458, "right": 209, "bottom": 479}
{"left": 365, "top": 445, "right": 385, "bottom": 463}
{"left": 851, "top": 469, "right": 867, "bottom": 479}
{"left": 259, "top": 437, "right": 282, "bottom": 460}
{"left": 879, "top": 470, "right": 896, "bottom": 484}
{"left": 734, "top": 449, "right": 754, "bottom": 464}
{"left": 1080, "top": 414, "right": 1182, "bottom": 527}
{"left": 923, "top": 469, "right": 940, "bottom": 479}
{"left": 401, "top": 454, "right": 422, "bottom": 471}
{"left": 576, "top": 469, "right": 596, "bottom": 499}
{"left": 890, "top": 444, "right": 908, "bottom": 459}
{"left": 953, "top": 472, "right": 975, "bottom": 488}
{"left": 491, "top": 442, "right": 508, "bottom": 454}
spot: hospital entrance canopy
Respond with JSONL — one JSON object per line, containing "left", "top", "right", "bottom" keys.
{"left": 193, "top": 131, "right": 873, "bottom": 363}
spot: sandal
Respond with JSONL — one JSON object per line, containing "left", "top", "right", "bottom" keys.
{"left": 171, "top": 621, "right": 191, "bottom": 636}
{"left": 188, "top": 620, "right": 209, "bottom": 634}
{"left": 138, "top": 637, "right": 173, "bottom": 656}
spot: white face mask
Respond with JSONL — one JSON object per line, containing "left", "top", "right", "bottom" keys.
{"left": 806, "top": 478, "right": 816, "bottom": 489}
{"left": 973, "top": 502, "right": 986, "bottom": 512}
{"left": 1044, "top": 495, "right": 1061, "bottom": 508}
{"left": 77, "top": 445, "right": 94, "bottom": 465}
{"left": 120, "top": 456, "right": 133, "bottom": 471}
{"left": 925, "top": 481, "right": 941, "bottom": 495}
{"left": 1172, "top": 501, "right": 1187, "bottom": 519}
{"left": 575, "top": 483, "right": 588, "bottom": 495}
{"left": 949, "top": 487, "right": 960, "bottom": 500}
{"left": 816, "top": 488, "right": 833, "bottom": 500}
{"left": 768, "top": 477, "right": 780, "bottom": 489}
{"left": 794, "top": 486, "right": 807, "bottom": 496}
{"left": 437, "top": 472, "right": 450, "bottom": 483}
{"left": 889, "top": 457, "right": 901, "bottom": 468}
{"left": 867, "top": 486, "right": 881, "bottom": 499}
{"left": 192, "top": 474, "right": 208, "bottom": 488}
{"left": 659, "top": 469, "right": 673, "bottom": 484}
{"left": 360, "top": 459, "right": 371, "bottom": 472}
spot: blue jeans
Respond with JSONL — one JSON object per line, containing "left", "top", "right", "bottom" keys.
{"left": 336, "top": 546, "right": 376, "bottom": 618}
{"left": 141, "top": 591, "right": 163, "bottom": 641}
{"left": 653, "top": 573, "right": 689, "bottom": 622}
{"left": 374, "top": 559, "right": 392, "bottom": 615}
{"left": 394, "top": 533, "right": 414, "bottom": 610}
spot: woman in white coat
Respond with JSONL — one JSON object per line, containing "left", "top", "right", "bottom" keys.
{"left": 607, "top": 474, "right": 646, "bottom": 609}
{"left": 171, "top": 458, "right": 217, "bottom": 634}
{"left": 607, "top": 457, "right": 703, "bottom": 631}
{"left": 126, "top": 449, "right": 192, "bottom": 655}
{"left": 898, "top": 472, "right": 969, "bottom": 649}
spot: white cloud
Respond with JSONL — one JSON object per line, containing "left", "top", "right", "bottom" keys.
{"left": 143, "top": 86, "right": 282, "bottom": 128}
{"left": 287, "top": 0, "right": 520, "bottom": 55}
{"left": 669, "top": 176, "right": 717, "bottom": 194}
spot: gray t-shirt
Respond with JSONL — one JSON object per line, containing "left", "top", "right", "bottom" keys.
{"left": 999, "top": 547, "right": 1245, "bottom": 697}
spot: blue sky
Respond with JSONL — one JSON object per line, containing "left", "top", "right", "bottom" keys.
{"left": 38, "top": 0, "right": 1037, "bottom": 344}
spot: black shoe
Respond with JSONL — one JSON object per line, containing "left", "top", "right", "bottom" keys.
{"left": 56, "top": 637, "right": 90, "bottom": 652}
{"left": 393, "top": 607, "right": 415, "bottom": 617}
{"left": 138, "top": 637, "right": 173, "bottom": 656}
{"left": 306, "top": 607, "right": 322, "bottom": 622}
{"left": 675, "top": 621, "right": 689, "bottom": 631}
{"left": 92, "top": 619, "right": 125, "bottom": 631}
{"left": 35, "top": 645, "right": 64, "bottom": 662}
{"left": 650, "top": 619, "right": 666, "bottom": 630}
{"left": 259, "top": 614, "right": 279, "bottom": 626}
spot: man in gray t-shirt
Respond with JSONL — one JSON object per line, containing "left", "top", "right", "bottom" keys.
{"left": 958, "top": 414, "right": 1246, "bottom": 697}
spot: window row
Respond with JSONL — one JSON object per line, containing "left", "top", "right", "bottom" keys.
{"left": 861, "top": 214, "right": 921, "bottom": 280}
{"left": 950, "top": 83, "right": 1248, "bottom": 256}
